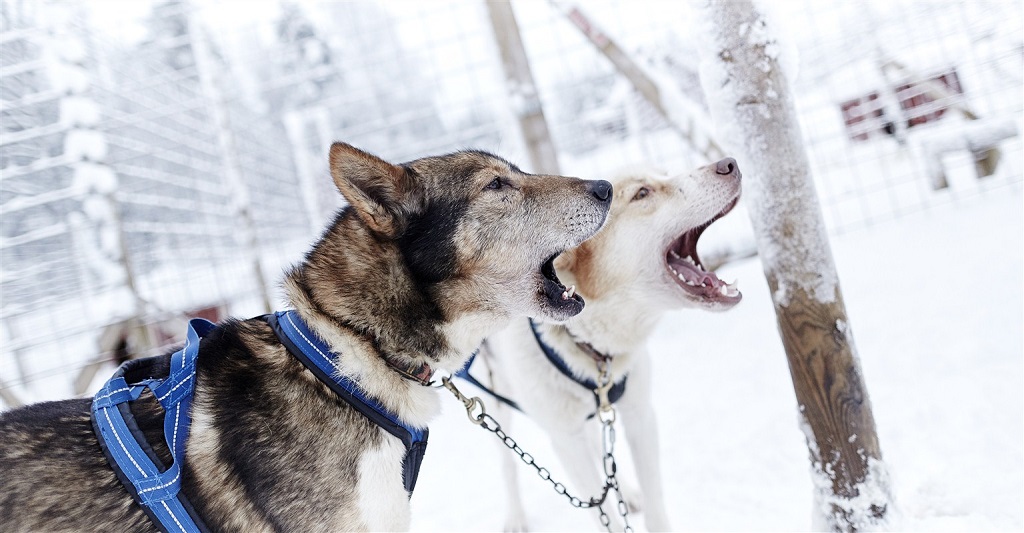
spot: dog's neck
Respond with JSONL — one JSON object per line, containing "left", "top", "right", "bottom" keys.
{"left": 550, "top": 270, "right": 665, "bottom": 372}
{"left": 291, "top": 213, "right": 468, "bottom": 358}
{"left": 280, "top": 213, "right": 502, "bottom": 424}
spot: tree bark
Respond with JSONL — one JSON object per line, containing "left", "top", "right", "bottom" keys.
{"left": 696, "top": 1, "right": 892, "bottom": 530}
{"left": 555, "top": 2, "right": 725, "bottom": 162}
{"left": 485, "top": 0, "right": 561, "bottom": 174}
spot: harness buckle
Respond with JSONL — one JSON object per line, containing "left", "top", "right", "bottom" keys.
{"left": 595, "top": 379, "right": 614, "bottom": 412}
{"left": 593, "top": 358, "right": 617, "bottom": 423}
{"left": 441, "top": 376, "right": 488, "bottom": 425}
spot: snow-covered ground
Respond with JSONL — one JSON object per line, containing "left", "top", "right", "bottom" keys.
{"left": 410, "top": 184, "right": 1023, "bottom": 531}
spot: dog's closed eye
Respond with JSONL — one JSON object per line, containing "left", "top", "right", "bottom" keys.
{"left": 631, "top": 187, "right": 650, "bottom": 201}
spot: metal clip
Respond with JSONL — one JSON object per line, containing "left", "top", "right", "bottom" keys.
{"left": 593, "top": 358, "right": 616, "bottom": 422}
{"left": 441, "top": 376, "right": 487, "bottom": 425}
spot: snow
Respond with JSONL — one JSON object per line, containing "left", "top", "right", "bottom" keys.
{"left": 63, "top": 129, "right": 108, "bottom": 162}
{"left": 409, "top": 186, "right": 1023, "bottom": 531}
{"left": 59, "top": 96, "right": 101, "bottom": 128}
{"left": 803, "top": 415, "right": 891, "bottom": 532}
{"left": 72, "top": 162, "right": 117, "bottom": 194}
{"left": 912, "top": 116, "right": 1019, "bottom": 155}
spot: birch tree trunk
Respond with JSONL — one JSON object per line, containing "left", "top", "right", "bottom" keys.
{"left": 696, "top": 2, "right": 892, "bottom": 530}
{"left": 554, "top": 2, "right": 725, "bottom": 162}
{"left": 485, "top": 0, "right": 561, "bottom": 174}
{"left": 189, "top": 13, "right": 272, "bottom": 314}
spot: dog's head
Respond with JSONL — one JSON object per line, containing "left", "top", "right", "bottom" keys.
{"left": 328, "top": 143, "right": 611, "bottom": 335}
{"left": 557, "top": 158, "right": 742, "bottom": 313}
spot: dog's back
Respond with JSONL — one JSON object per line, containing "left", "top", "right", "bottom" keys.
{"left": 0, "top": 317, "right": 390, "bottom": 532}
{"left": 1, "top": 142, "right": 613, "bottom": 531}
{"left": 1, "top": 399, "right": 156, "bottom": 532}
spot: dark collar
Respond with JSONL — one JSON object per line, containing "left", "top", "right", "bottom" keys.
{"left": 528, "top": 319, "right": 628, "bottom": 407}
{"left": 381, "top": 354, "right": 434, "bottom": 386}
{"left": 267, "top": 311, "right": 429, "bottom": 494}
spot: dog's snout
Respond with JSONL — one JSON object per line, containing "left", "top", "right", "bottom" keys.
{"left": 715, "top": 157, "right": 739, "bottom": 177}
{"left": 588, "top": 180, "right": 613, "bottom": 203}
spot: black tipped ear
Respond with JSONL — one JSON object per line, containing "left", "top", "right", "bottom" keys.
{"left": 329, "top": 142, "right": 418, "bottom": 238}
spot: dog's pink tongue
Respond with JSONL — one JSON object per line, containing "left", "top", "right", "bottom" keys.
{"left": 667, "top": 256, "right": 722, "bottom": 287}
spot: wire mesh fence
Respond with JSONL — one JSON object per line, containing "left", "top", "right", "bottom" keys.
{"left": 2, "top": 0, "right": 1021, "bottom": 408}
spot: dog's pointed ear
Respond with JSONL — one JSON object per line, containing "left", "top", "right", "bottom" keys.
{"left": 329, "top": 142, "right": 418, "bottom": 238}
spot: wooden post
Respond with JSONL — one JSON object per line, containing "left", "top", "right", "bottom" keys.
{"left": 552, "top": 2, "right": 725, "bottom": 162}
{"left": 697, "top": 1, "right": 891, "bottom": 530}
{"left": 484, "top": 0, "right": 561, "bottom": 174}
{"left": 190, "top": 11, "right": 273, "bottom": 313}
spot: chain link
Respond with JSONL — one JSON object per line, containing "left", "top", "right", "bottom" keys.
{"left": 438, "top": 365, "right": 633, "bottom": 533}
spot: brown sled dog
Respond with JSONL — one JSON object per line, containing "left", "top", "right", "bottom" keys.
{"left": 0, "top": 143, "right": 612, "bottom": 532}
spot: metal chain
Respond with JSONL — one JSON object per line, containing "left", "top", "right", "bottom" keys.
{"left": 594, "top": 358, "right": 633, "bottom": 532}
{"left": 438, "top": 362, "right": 633, "bottom": 533}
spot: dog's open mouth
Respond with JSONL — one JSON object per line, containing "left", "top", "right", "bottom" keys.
{"left": 539, "top": 253, "right": 584, "bottom": 313}
{"left": 665, "top": 197, "right": 741, "bottom": 303}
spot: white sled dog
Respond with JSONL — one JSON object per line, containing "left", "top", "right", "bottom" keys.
{"left": 470, "top": 158, "right": 743, "bottom": 531}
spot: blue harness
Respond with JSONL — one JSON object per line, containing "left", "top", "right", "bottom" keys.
{"left": 456, "top": 319, "right": 628, "bottom": 417}
{"left": 265, "top": 310, "right": 428, "bottom": 494}
{"left": 91, "top": 318, "right": 214, "bottom": 533}
{"left": 91, "top": 311, "right": 428, "bottom": 533}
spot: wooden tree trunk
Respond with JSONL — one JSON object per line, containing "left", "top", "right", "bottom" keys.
{"left": 190, "top": 12, "right": 272, "bottom": 313}
{"left": 696, "top": 1, "right": 892, "bottom": 530}
{"left": 485, "top": 0, "right": 561, "bottom": 174}
{"left": 554, "top": 2, "right": 725, "bottom": 162}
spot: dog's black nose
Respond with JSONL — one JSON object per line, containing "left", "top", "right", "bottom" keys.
{"left": 588, "top": 180, "right": 613, "bottom": 203}
{"left": 715, "top": 157, "right": 739, "bottom": 177}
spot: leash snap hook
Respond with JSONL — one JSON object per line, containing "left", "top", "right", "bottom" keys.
{"left": 463, "top": 396, "right": 487, "bottom": 425}
{"left": 594, "top": 380, "right": 616, "bottom": 422}
{"left": 593, "top": 358, "right": 616, "bottom": 421}
{"left": 441, "top": 376, "right": 488, "bottom": 425}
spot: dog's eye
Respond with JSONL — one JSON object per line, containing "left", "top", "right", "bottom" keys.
{"left": 485, "top": 177, "right": 503, "bottom": 191}
{"left": 632, "top": 187, "right": 650, "bottom": 201}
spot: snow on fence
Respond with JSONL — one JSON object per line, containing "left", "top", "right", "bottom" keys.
{"left": 2, "top": 0, "right": 1021, "bottom": 408}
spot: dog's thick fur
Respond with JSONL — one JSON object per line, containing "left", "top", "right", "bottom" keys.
{"left": 0, "top": 143, "right": 611, "bottom": 532}
{"left": 480, "top": 159, "right": 742, "bottom": 531}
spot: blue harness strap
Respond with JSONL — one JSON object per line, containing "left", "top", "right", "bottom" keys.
{"left": 454, "top": 352, "right": 523, "bottom": 412}
{"left": 265, "top": 310, "right": 428, "bottom": 495}
{"left": 529, "top": 319, "right": 628, "bottom": 413}
{"left": 455, "top": 321, "right": 629, "bottom": 419}
{"left": 91, "top": 318, "right": 215, "bottom": 533}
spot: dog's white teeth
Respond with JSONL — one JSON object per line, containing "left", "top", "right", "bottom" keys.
{"left": 701, "top": 282, "right": 707, "bottom": 287}
{"left": 567, "top": 285, "right": 576, "bottom": 298}
{"left": 561, "top": 290, "right": 568, "bottom": 300}
{"left": 719, "top": 285, "right": 729, "bottom": 296}
{"left": 685, "top": 255, "right": 695, "bottom": 265}
{"left": 686, "top": 280, "right": 695, "bottom": 286}
{"left": 670, "top": 250, "right": 680, "bottom": 258}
